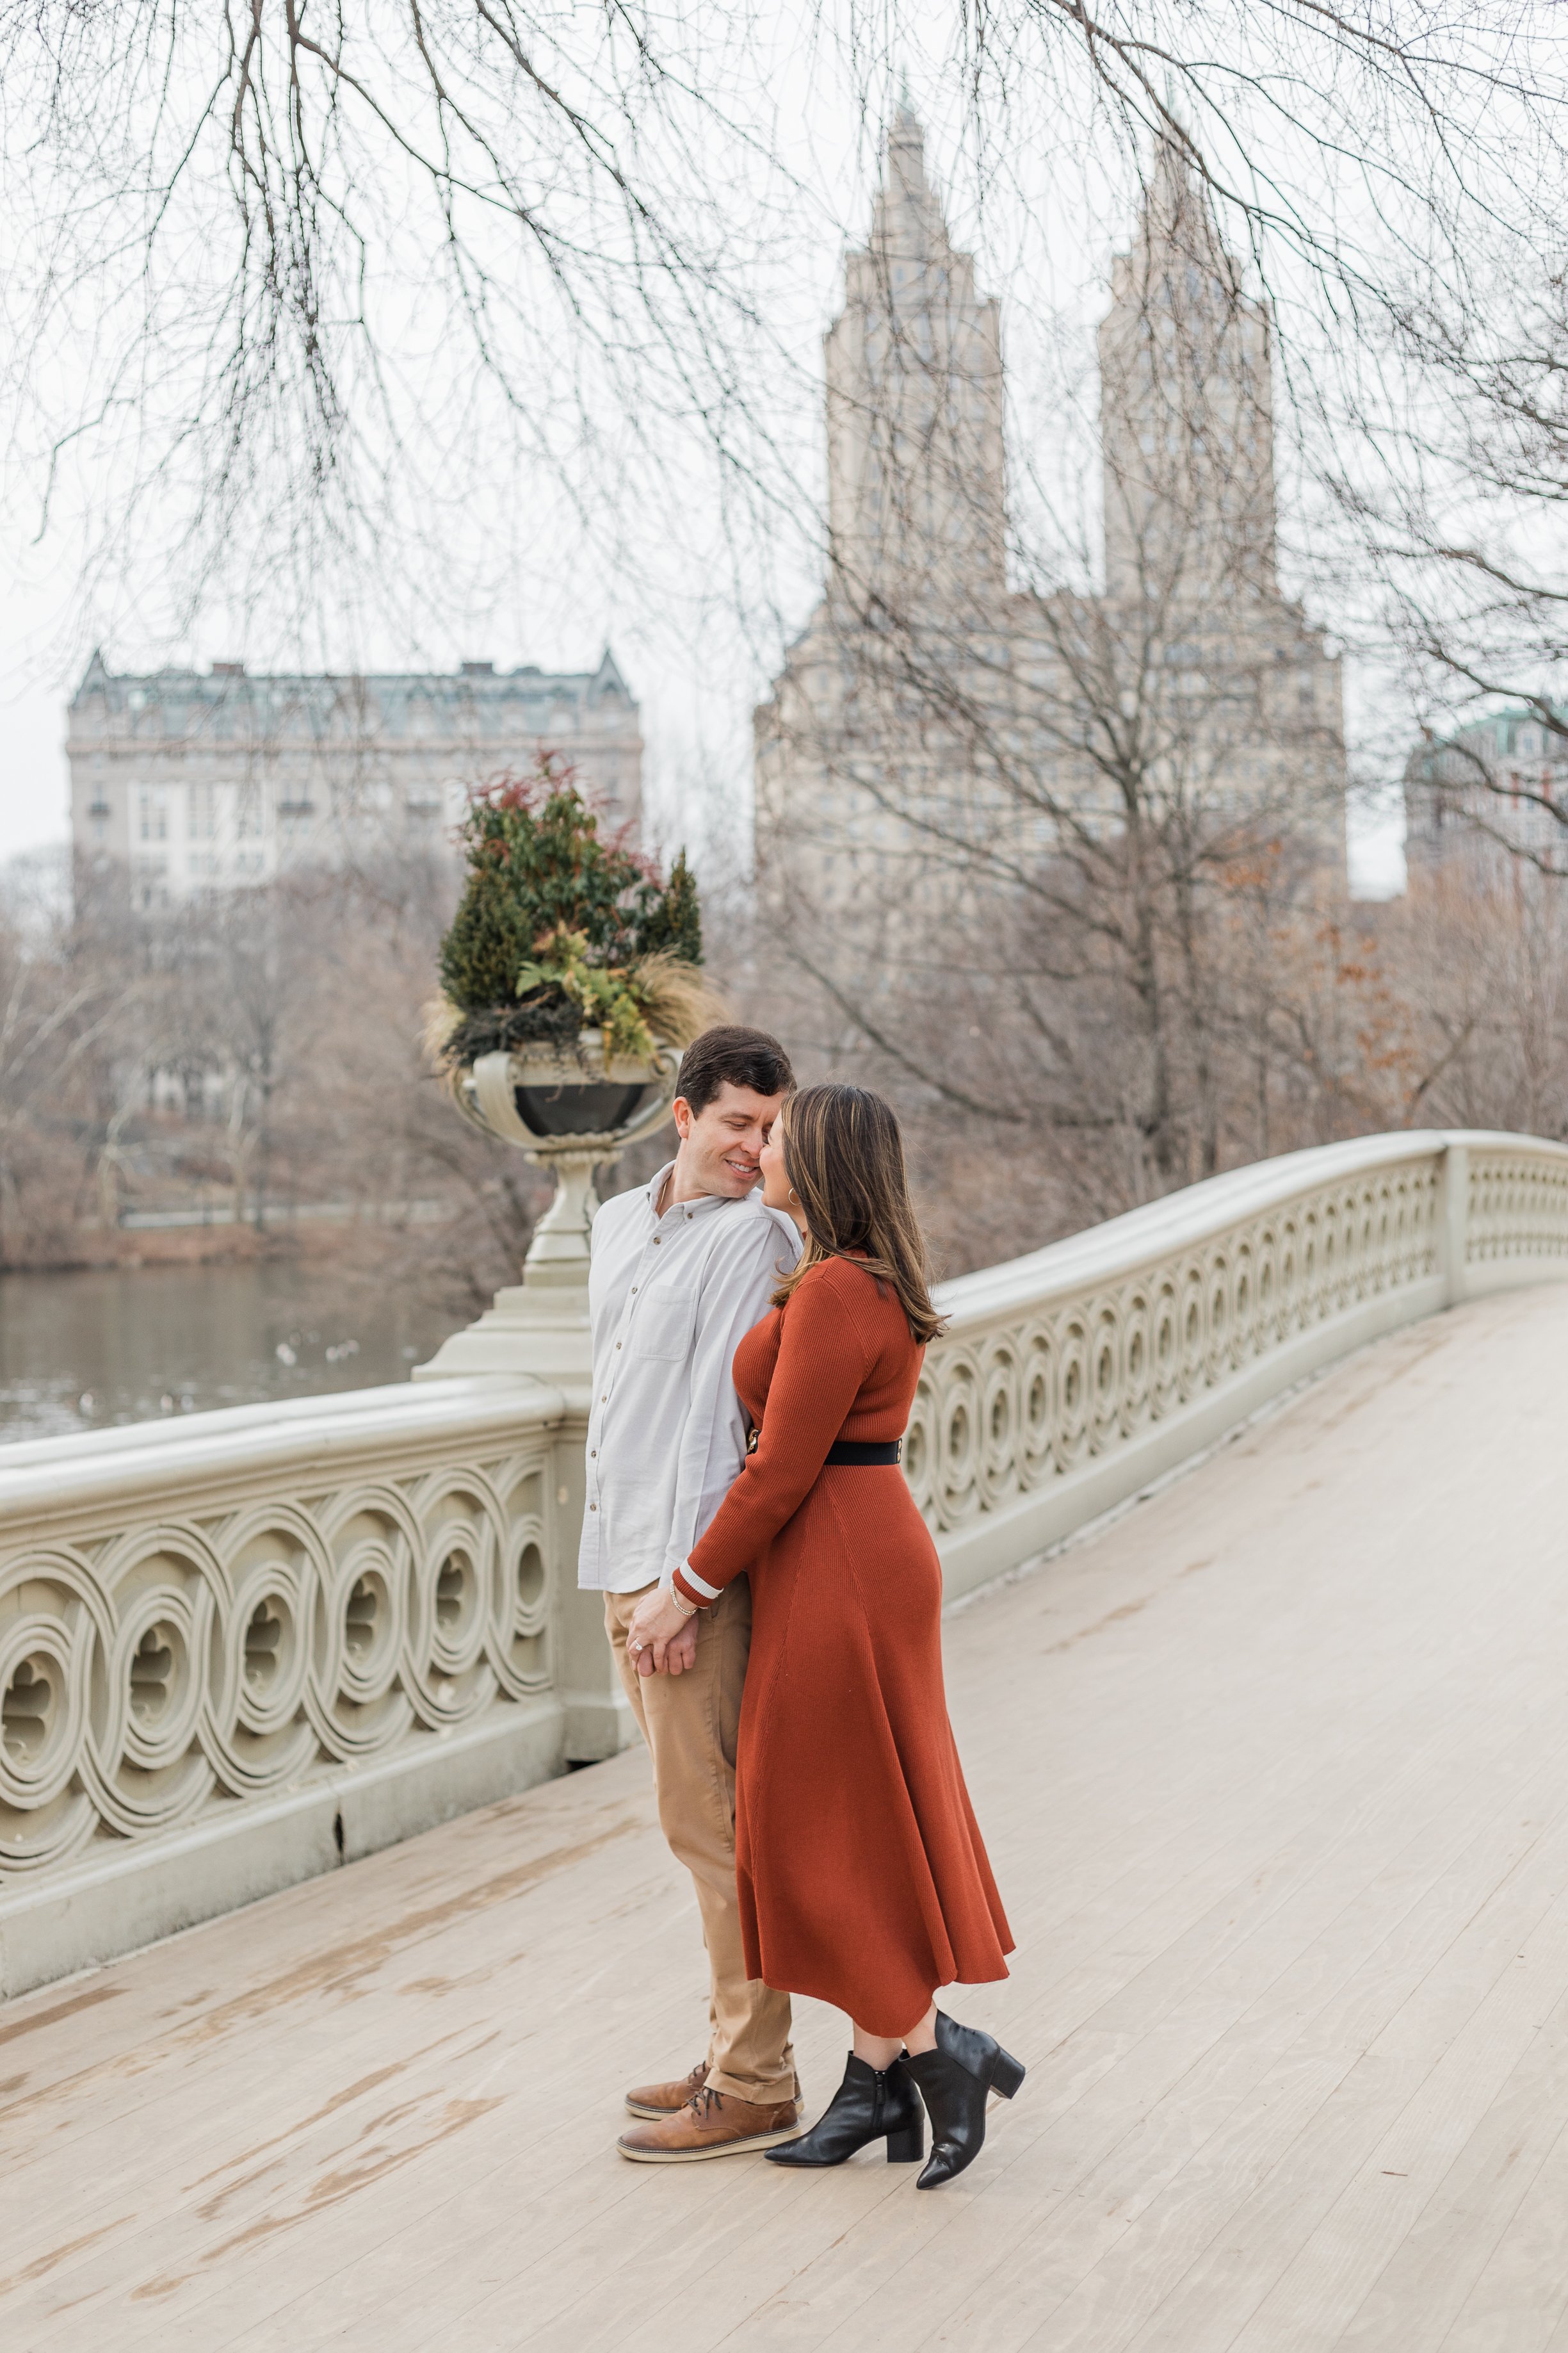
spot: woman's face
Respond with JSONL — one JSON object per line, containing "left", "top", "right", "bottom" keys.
{"left": 759, "top": 1121, "right": 800, "bottom": 1220}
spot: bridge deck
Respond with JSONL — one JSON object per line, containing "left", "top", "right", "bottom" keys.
{"left": 6, "top": 1283, "right": 1568, "bottom": 2351}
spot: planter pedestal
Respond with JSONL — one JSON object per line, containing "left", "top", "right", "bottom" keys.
{"left": 414, "top": 1037, "right": 679, "bottom": 1384}
{"left": 416, "top": 1150, "right": 602, "bottom": 1383}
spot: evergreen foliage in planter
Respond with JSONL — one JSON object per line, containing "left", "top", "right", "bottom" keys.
{"left": 432, "top": 755, "right": 718, "bottom": 1071}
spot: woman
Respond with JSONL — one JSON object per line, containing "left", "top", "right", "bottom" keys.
{"left": 627, "top": 1081, "right": 1021, "bottom": 2188}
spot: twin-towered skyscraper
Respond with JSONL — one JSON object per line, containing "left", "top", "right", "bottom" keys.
{"left": 757, "top": 109, "right": 1345, "bottom": 940}
{"left": 821, "top": 105, "right": 1295, "bottom": 617}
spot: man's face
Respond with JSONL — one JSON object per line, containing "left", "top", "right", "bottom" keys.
{"left": 672, "top": 1081, "right": 788, "bottom": 1198}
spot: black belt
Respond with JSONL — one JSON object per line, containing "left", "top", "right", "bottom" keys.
{"left": 744, "top": 1429, "right": 902, "bottom": 1466}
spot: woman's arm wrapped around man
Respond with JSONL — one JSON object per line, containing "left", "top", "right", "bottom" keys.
{"left": 672, "top": 1258, "right": 875, "bottom": 1609}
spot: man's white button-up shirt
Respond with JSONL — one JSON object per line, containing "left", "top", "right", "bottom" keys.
{"left": 577, "top": 1160, "right": 800, "bottom": 1594}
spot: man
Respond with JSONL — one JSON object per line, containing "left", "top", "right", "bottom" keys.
{"left": 579, "top": 1023, "right": 803, "bottom": 2162}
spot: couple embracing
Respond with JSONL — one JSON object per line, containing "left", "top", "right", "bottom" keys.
{"left": 579, "top": 1025, "right": 1021, "bottom": 2189}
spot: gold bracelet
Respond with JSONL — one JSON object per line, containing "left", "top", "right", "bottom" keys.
{"left": 669, "top": 1584, "right": 699, "bottom": 1618}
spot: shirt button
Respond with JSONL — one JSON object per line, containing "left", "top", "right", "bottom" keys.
{"left": 616, "top": 1342, "right": 622, "bottom": 1349}
{"left": 632, "top": 1286, "right": 638, "bottom": 1293}
{"left": 590, "top": 1503, "right": 597, "bottom": 1512}
{"left": 591, "top": 1449, "right": 597, "bottom": 1457}
{"left": 601, "top": 1395, "right": 607, "bottom": 1403}
{"left": 653, "top": 1237, "right": 661, "bottom": 1245}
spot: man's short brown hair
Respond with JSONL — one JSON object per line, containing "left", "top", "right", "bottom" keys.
{"left": 676, "top": 1025, "right": 794, "bottom": 1116}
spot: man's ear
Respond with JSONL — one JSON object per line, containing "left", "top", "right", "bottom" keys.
{"left": 672, "top": 1095, "right": 693, "bottom": 1141}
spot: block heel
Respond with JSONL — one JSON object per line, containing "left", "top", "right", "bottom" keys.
{"left": 885, "top": 2121, "right": 925, "bottom": 2163}
{"left": 905, "top": 2012, "right": 1026, "bottom": 2188}
{"left": 989, "top": 2049, "right": 1026, "bottom": 2100}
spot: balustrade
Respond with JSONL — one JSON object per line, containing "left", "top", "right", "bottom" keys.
{"left": 914, "top": 1132, "right": 1568, "bottom": 1591}
{"left": 3, "top": 1128, "right": 1566, "bottom": 1996}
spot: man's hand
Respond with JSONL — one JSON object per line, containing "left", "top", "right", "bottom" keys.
{"left": 627, "top": 1584, "right": 699, "bottom": 1675}
{"left": 640, "top": 1616, "right": 698, "bottom": 1677}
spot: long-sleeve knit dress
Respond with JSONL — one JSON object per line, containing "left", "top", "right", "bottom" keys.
{"left": 674, "top": 1253, "right": 1013, "bottom": 2036}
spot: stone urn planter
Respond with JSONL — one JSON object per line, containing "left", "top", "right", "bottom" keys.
{"left": 452, "top": 1031, "right": 681, "bottom": 1154}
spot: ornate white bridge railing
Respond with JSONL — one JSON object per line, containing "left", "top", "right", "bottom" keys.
{"left": 913, "top": 1130, "right": 1568, "bottom": 1596}
{"left": 0, "top": 1378, "right": 622, "bottom": 1996}
{"left": 3, "top": 1127, "right": 1566, "bottom": 1996}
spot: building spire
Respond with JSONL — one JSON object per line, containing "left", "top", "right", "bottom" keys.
{"left": 870, "top": 101, "right": 947, "bottom": 264}
{"left": 823, "top": 104, "right": 1006, "bottom": 607}
{"left": 1100, "top": 126, "right": 1279, "bottom": 605}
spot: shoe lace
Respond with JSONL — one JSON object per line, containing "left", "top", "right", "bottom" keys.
{"left": 684, "top": 2086, "right": 725, "bottom": 2121}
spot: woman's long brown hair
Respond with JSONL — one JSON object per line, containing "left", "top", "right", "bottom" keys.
{"left": 770, "top": 1082, "right": 947, "bottom": 1344}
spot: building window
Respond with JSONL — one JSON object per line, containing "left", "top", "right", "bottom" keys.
{"left": 138, "top": 789, "right": 168, "bottom": 842}
{"left": 328, "top": 777, "right": 391, "bottom": 819}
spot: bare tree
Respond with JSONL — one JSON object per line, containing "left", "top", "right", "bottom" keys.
{"left": 0, "top": 0, "right": 804, "bottom": 648}
{"left": 0, "top": 841, "right": 557, "bottom": 1301}
{"left": 0, "top": 864, "right": 151, "bottom": 1262}
{"left": 3, "top": 3, "right": 1565, "bottom": 659}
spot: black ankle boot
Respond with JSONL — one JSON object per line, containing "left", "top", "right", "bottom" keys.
{"left": 902, "top": 2011, "right": 1025, "bottom": 2188}
{"left": 765, "top": 2051, "right": 925, "bottom": 2167}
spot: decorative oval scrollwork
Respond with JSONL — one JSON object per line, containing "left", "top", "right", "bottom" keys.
{"left": 1018, "top": 1324, "right": 1056, "bottom": 1485}
{"left": 1120, "top": 1287, "right": 1152, "bottom": 1432}
{"left": 935, "top": 1353, "right": 983, "bottom": 1526}
{"left": 309, "top": 1486, "right": 420, "bottom": 1761}
{"left": 1149, "top": 1279, "right": 1180, "bottom": 1418}
{"left": 1204, "top": 1250, "right": 1234, "bottom": 1383}
{"left": 977, "top": 1343, "right": 1021, "bottom": 1509}
{"left": 1088, "top": 1301, "right": 1122, "bottom": 1453}
{"left": 1055, "top": 1313, "right": 1090, "bottom": 1468}
{"left": 904, "top": 1373, "right": 939, "bottom": 1525}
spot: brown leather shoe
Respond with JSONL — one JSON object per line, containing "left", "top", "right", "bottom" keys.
{"left": 617, "top": 2086, "right": 804, "bottom": 2163}
{"left": 624, "top": 2060, "right": 708, "bottom": 2121}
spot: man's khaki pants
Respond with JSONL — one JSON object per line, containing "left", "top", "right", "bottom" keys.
{"left": 604, "top": 1578, "right": 795, "bottom": 2104}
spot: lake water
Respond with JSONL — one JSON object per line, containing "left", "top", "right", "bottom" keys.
{"left": 0, "top": 1262, "right": 462, "bottom": 1445}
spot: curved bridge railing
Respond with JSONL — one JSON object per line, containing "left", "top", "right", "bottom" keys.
{"left": 915, "top": 1129, "right": 1568, "bottom": 1596}
{"left": 0, "top": 1378, "right": 613, "bottom": 1997}
{"left": 3, "top": 1128, "right": 1566, "bottom": 1996}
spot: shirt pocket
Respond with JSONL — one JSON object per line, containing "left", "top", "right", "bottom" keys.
{"left": 628, "top": 1285, "right": 697, "bottom": 1362}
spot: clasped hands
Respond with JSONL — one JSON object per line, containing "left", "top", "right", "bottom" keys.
{"left": 627, "top": 1583, "right": 699, "bottom": 1677}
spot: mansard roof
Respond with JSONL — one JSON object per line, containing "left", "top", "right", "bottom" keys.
{"left": 68, "top": 651, "right": 638, "bottom": 738}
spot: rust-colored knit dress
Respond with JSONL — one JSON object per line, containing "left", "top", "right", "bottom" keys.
{"left": 675, "top": 1255, "right": 1013, "bottom": 2037}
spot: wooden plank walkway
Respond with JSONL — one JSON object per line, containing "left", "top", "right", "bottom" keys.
{"left": 6, "top": 1283, "right": 1568, "bottom": 2352}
